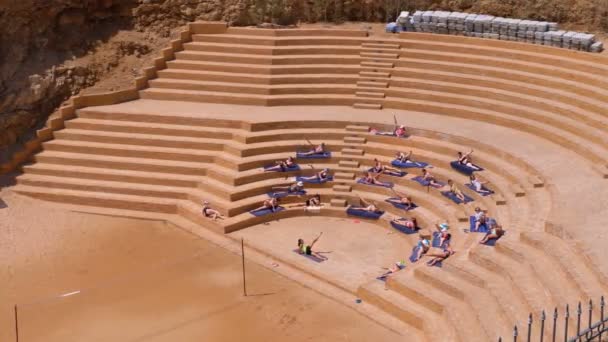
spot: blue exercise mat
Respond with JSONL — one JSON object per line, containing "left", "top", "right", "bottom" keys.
{"left": 250, "top": 206, "right": 285, "bottom": 217}
{"left": 356, "top": 178, "right": 394, "bottom": 188}
{"left": 465, "top": 183, "right": 494, "bottom": 196}
{"left": 468, "top": 216, "right": 489, "bottom": 233}
{"left": 346, "top": 207, "right": 384, "bottom": 219}
{"left": 390, "top": 220, "right": 419, "bottom": 235}
{"left": 412, "top": 176, "right": 445, "bottom": 188}
{"left": 432, "top": 231, "right": 451, "bottom": 248}
{"left": 450, "top": 160, "right": 484, "bottom": 175}
{"left": 441, "top": 191, "right": 474, "bottom": 204}
{"left": 263, "top": 164, "right": 300, "bottom": 172}
{"left": 293, "top": 249, "right": 326, "bottom": 263}
{"left": 409, "top": 245, "right": 422, "bottom": 263}
{"left": 296, "top": 175, "right": 333, "bottom": 184}
{"left": 296, "top": 151, "right": 331, "bottom": 159}
{"left": 267, "top": 190, "right": 306, "bottom": 199}
{"left": 391, "top": 159, "right": 429, "bottom": 168}
{"left": 368, "top": 168, "right": 407, "bottom": 177}
{"left": 385, "top": 198, "right": 418, "bottom": 211}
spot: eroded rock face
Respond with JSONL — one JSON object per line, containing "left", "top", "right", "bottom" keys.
{"left": 0, "top": 0, "right": 606, "bottom": 156}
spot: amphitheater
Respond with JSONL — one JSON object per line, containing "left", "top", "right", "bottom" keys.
{"left": 3, "top": 21, "right": 608, "bottom": 341}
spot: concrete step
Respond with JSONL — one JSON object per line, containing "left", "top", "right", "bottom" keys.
{"left": 360, "top": 52, "right": 399, "bottom": 59}
{"left": 341, "top": 147, "right": 365, "bottom": 156}
{"left": 330, "top": 198, "right": 347, "bottom": 207}
{"left": 510, "top": 184, "right": 526, "bottom": 197}
{"left": 345, "top": 125, "right": 370, "bottom": 133}
{"left": 17, "top": 174, "right": 188, "bottom": 201}
{"left": 192, "top": 34, "right": 365, "bottom": 46}
{"left": 359, "top": 71, "right": 391, "bottom": 78}
{"left": 22, "top": 163, "right": 200, "bottom": 188}
{"left": 176, "top": 50, "right": 362, "bottom": 65}
{"left": 362, "top": 42, "right": 400, "bottom": 49}
{"left": 333, "top": 184, "right": 352, "bottom": 192}
{"left": 343, "top": 136, "right": 366, "bottom": 144}
{"left": 157, "top": 69, "right": 358, "bottom": 85}
{"left": 493, "top": 194, "right": 507, "bottom": 205}
{"left": 356, "top": 91, "right": 385, "bottom": 98}
{"left": 361, "top": 61, "right": 394, "bottom": 68}
{"left": 357, "top": 81, "right": 388, "bottom": 88}
{"left": 65, "top": 118, "right": 235, "bottom": 140}
{"left": 13, "top": 185, "right": 177, "bottom": 214}
{"left": 34, "top": 151, "right": 208, "bottom": 176}
{"left": 354, "top": 103, "right": 382, "bottom": 110}
{"left": 334, "top": 172, "right": 355, "bottom": 180}
{"left": 339, "top": 160, "right": 360, "bottom": 168}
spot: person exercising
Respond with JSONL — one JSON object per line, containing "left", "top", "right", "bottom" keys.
{"left": 297, "top": 232, "right": 325, "bottom": 259}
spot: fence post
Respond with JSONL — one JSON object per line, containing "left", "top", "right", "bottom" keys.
{"left": 527, "top": 313, "right": 533, "bottom": 342}
{"left": 564, "top": 304, "right": 569, "bottom": 342}
{"left": 540, "top": 310, "right": 546, "bottom": 342}
{"left": 576, "top": 301, "right": 582, "bottom": 338}
{"left": 552, "top": 307, "right": 558, "bottom": 342}
{"left": 241, "top": 238, "right": 247, "bottom": 297}
{"left": 599, "top": 296, "right": 605, "bottom": 342}
{"left": 587, "top": 299, "right": 593, "bottom": 340}
{"left": 514, "top": 325, "right": 519, "bottom": 342}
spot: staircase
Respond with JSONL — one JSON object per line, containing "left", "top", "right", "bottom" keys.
{"left": 354, "top": 41, "right": 400, "bottom": 110}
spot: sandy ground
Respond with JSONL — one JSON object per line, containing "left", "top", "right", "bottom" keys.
{"left": 0, "top": 186, "right": 401, "bottom": 342}
{"left": 231, "top": 217, "right": 414, "bottom": 293}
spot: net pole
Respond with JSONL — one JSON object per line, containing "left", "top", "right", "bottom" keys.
{"left": 14, "top": 304, "right": 19, "bottom": 342}
{"left": 241, "top": 238, "right": 247, "bottom": 297}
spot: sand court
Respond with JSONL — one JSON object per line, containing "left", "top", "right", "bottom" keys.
{"left": 231, "top": 216, "right": 412, "bottom": 292}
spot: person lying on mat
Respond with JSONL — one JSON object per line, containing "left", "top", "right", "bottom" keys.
{"left": 435, "top": 222, "right": 452, "bottom": 247}
{"left": 470, "top": 174, "right": 492, "bottom": 194}
{"left": 421, "top": 168, "right": 442, "bottom": 187}
{"left": 361, "top": 171, "right": 392, "bottom": 187}
{"left": 202, "top": 201, "right": 224, "bottom": 221}
{"left": 391, "top": 194, "right": 415, "bottom": 210}
{"left": 473, "top": 207, "right": 487, "bottom": 231}
{"left": 413, "top": 234, "right": 431, "bottom": 261}
{"left": 265, "top": 156, "right": 296, "bottom": 172}
{"left": 396, "top": 150, "right": 414, "bottom": 163}
{"left": 253, "top": 197, "right": 280, "bottom": 213}
{"left": 273, "top": 181, "right": 305, "bottom": 196}
{"left": 350, "top": 198, "right": 383, "bottom": 214}
{"left": 298, "top": 232, "right": 326, "bottom": 259}
{"left": 447, "top": 179, "right": 466, "bottom": 202}
{"left": 425, "top": 245, "right": 455, "bottom": 267}
{"left": 305, "top": 194, "right": 321, "bottom": 207}
{"left": 300, "top": 168, "right": 331, "bottom": 182}
{"left": 391, "top": 216, "right": 419, "bottom": 231}
{"left": 457, "top": 150, "right": 481, "bottom": 170}
{"left": 379, "top": 260, "right": 406, "bottom": 278}
{"left": 300, "top": 142, "right": 326, "bottom": 156}
{"left": 479, "top": 221, "right": 505, "bottom": 244}
{"left": 371, "top": 158, "right": 402, "bottom": 175}
{"left": 376, "top": 124, "right": 407, "bottom": 137}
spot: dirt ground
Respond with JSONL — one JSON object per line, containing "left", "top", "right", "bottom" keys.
{"left": 0, "top": 187, "right": 402, "bottom": 342}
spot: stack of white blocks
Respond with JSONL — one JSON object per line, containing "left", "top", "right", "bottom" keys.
{"left": 407, "top": 10, "right": 603, "bottom": 52}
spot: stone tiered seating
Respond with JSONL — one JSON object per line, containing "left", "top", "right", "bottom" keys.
{"left": 9, "top": 23, "right": 608, "bottom": 342}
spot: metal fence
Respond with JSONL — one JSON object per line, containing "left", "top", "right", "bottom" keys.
{"left": 499, "top": 296, "right": 607, "bottom": 342}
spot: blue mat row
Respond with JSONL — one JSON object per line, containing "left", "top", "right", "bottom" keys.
{"left": 450, "top": 160, "right": 484, "bottom": 175}
{"left": 346, "top": 207, "right": 384, "bottom": 219}
{"left": 385, "top": 198, "right": 418, "bottom": 211}
{"left": 441, "top": 191, "right": 474, "bottom": 204}
{"left": 391, "top": 160, "right": 429, "bottom": 169}
{"left": 250, "top": 206, "right": 285, "bottom": 217}
{"left": 412, "top": 176, "right": 445, "bottom": 188}
{"left": 465, "top": 183, "right": 494, "bottom": 196}
{"left": 295, "top": 175, "right": 333, "bottom": 184}
{"left": 296, "top": 151, "right": 331, "bottom": 159}
{"left": 357, "top": 178, "right": 394, "bottom": 188}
